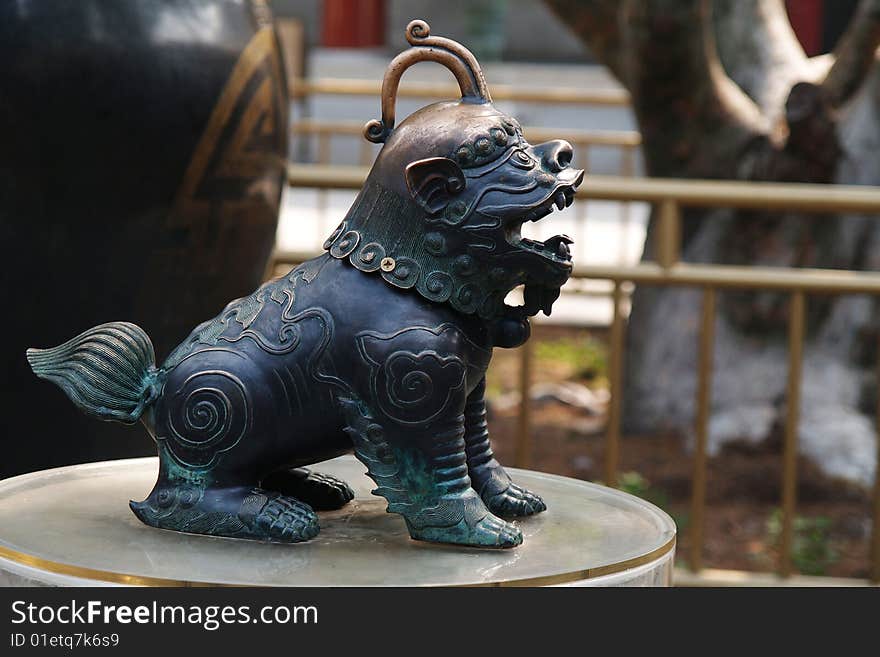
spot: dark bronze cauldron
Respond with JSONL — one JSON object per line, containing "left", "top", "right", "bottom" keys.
{"left": 1, "top": 0, "right": 288, "bottom": 476}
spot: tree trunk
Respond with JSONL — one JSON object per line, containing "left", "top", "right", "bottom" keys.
{"left": 546, "top": 0, "right": 880, "bottom": 485}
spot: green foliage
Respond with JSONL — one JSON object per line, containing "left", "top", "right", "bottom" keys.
{"left": 617, "top": 471, "right": 651, "bottom": 498}
{"left": 613, "top": 471, "right": 684, "bottom": 527}
{"left": 484, "top": 379, "right": 505, "bottom": 399}
{"left": 533, "top": 335, "right": 607, "bottom": 382}
{"left": 765, "top": 509, "right": 839, "bottom": 576}
{"left": 484, "top": 333, "right": 609, "bottom": 400}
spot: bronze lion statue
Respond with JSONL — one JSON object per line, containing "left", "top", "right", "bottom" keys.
{"left": 27, "top": 20, "right": 583, "bottom": 548}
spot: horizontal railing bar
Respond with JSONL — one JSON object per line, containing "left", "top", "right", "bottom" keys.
{"left": 269, "top": 250, "right": 318, "bottom": 265}
{"left": 287, "top": 163, "right": 364, "bottom": 188}
{"left": 272, "top": 251, "right": 880, "bottom": 296}
{"left": 287, "top": 166, "right": 880, "bottom": 213}
{"left": 291, "top": 78, "right": 631, "bottom": 106}
{"left": 291, "top": 119, "right": 641, "bottom": 147}
{"left": 572, "top": 263, "right": 880, "bottom": 293}
{"left": 583, "top": 177, "right": 880, "bottom": 212}
{"left": 290, "top": 120, "right": 369, "bottom": 135}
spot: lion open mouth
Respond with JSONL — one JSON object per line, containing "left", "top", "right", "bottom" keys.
{"left": 501, "top": 171, "right": 583, "bottom": 317}
{"left": 505, "top": 175, "right": 582, "bottom": 266}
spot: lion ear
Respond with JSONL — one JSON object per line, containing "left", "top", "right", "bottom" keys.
{"left": 405, "top": 157, "right": 466, "bottom": 214}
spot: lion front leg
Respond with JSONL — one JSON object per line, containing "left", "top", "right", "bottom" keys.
{"left": 340, "top": 396, "right": 522, "bottom": 548}
{"left": 464, "top": 378, "right": 546, "bottom": 517}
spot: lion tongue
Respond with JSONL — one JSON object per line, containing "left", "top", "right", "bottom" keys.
{"left": 544, "top": 234, "right": 573, "bottom": 260}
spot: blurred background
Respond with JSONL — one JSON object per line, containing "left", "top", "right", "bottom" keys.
{"left": 4, "top": 0, "right": 880, "bottom": 586}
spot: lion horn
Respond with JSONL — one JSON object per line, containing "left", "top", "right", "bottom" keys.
{"left": 363, "top": 19, "right": 493, "bottom": 144}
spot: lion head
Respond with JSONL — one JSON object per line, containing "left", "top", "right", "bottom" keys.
{"left": 324, "top": 21, "right": 583, "bottom": 328}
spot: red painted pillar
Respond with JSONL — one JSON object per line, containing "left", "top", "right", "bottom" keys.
{"left": 786, "top": 0, "right": 824, "bottom": 56}
{"left": 321, "top": 0, "right": 386, "bottom": 48}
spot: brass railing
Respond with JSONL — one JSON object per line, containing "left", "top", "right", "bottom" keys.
{"left": 283, "top": 163, "right": 880, "bottom": 584}
{"left": 290, "top": 77, "right": 631, "bottom": 105}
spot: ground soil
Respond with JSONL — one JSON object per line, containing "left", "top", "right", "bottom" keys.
{"left": 485, "top": 325, "right": 875, "bottom": 579}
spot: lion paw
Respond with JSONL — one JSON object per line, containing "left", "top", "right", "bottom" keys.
{"left": 485, "top": 482, "right": 546, "bottom": 518}
{"left": 472, "top": 514, "right": 523, "bottom": 548}
{"left": 262, "top": 468, "right": 355, "bottom": 511}
{"left": 472, "top": 467, "right": 547, "bottom": 517}
{"left": 243, "top": 492, "right": 320, "bottom": 543}
{"left": 406, "top": 503, "right": 523, "bottom": 549}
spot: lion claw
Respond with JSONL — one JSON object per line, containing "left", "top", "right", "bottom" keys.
{"left": 484, "top": 481, "right": 546, "bottom": 518}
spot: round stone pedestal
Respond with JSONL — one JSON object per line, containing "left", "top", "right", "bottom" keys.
{"left": 0, "top": 456, "right": 675, "bottom": 586}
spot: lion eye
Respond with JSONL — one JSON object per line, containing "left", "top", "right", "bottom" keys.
{"left": 513, "top": 150, "right": 534, "bottom": 168}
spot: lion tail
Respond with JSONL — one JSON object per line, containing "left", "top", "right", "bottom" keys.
{"left": 26, "top": 322, "right": 160, "bottom": 425}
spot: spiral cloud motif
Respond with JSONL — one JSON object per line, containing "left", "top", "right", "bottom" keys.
{"left": 163, "top": 370, "right": 251, "bottom": 469}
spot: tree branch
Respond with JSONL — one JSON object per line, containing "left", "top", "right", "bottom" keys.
{"left": 822, "top": 0, "right": 880, "bottom": 108}
{"left": 543, "top": 0, "right": 630, "bottom": 86}
{"left": 712, "top": 0, "right": 829, "bottom": 116}
{"left": 620, "top": 0, "right": 765, "bottom": 177}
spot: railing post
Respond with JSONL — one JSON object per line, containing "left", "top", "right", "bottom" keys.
{"left": 872, "top": 332, "right": 880, "bottom": 583}
{"left": 605, "top": 281, "right": 625, "bottom": 488}
{"left": 780, "top": 290, "right": 805, "bottom": 578}
{"left": 359, "top": 140, "right": 373, "bottom": 166}
{"left": 690, "top": 287, "right": 716, "bottom": 572}
{"left": 318, "top": 133, "right": 331, "bottom": 165}
{"left": 618, "top": 145, "right": 635, "bottom": 265}
{"left": 514, "top": 338, "right": 534, "bottom": 469}
{"left": 262, "top": 252, "right": 279, "bottom": 282}
{"left": 574, "top": 146, "right": 590, "bottom": 264}
{"left": 656, "top": 199, "right": 681, "bottom": 269}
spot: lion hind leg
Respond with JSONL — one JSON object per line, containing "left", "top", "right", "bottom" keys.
{"left": 340, "top": 396, "right": 522, "bottom": 548}
{"left": 130, "top": 451, "right": 319, "bottom": 544}
{"left": 261, "top": 467, "right": 354, "bottom": 511}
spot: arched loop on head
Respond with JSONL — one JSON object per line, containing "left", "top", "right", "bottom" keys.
{"left": 363, "top": 20, "right": 493, "bottom": 144}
